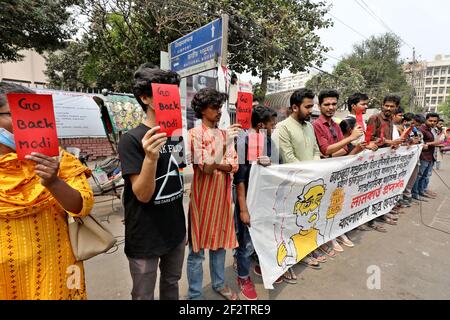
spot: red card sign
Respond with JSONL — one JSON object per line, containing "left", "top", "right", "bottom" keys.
{"left": 152, "top": 83, "right": 183, "bottom": 137}
{"left": 400, "top": 126, "right": 413, "bottom": 140}
{"left": 380, "top": 122, "right": 387, "bottom": 141}
{"left": 7, "top": 94, "right": 59, "bottom": 160}
{"left": 237, "top": 92, "right": 253, "bottom": 129}
{"left": 356, "top": 109, "right": 364, "bottom": 131}
{"left": 247, "top": 132, "right": 265, "bottom": 161}
{"left": 365, "top": 125, "right": 374, "bottom": 145}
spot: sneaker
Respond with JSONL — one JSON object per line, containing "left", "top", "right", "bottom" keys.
{"left": 253, "top": 265, "right": 262, "bottom": 277}
{"left": 237, "top": 277, "right": 258, "bottom": 300}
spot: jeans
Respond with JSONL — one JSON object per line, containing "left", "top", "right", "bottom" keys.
{"left": 234, "top": 206, "right": 254, "bottom": 279}
{"left": 404, "top": 164, "right": 419, "bottom": 198}
{"left": 412, "top": 160, "right": 434, "bottom": 196}
{"left": 127, "top": 240, "right": 185, "bottom": 300}
{"left": 187, "top": 246, "right": 226, "bottom": 300}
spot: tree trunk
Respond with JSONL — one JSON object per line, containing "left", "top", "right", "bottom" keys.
{"left": 260, "top": 70, "right": 269, "bottom": 98}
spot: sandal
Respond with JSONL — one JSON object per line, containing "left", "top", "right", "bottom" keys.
{"left": 380, "top": 217, "right": 397, "bottom": 226}
{"left": 301, "top": 255, "right": 322, "bottom": 270}
{"left": 311, "top": 249, "right": 327, "bottom": 263}
{"left": 216, "top": 286, "right": 239, "bottom": 300}
{"left": 282, "top": 268, "right": 298, "bottom": 284}
{"left": 320, "top": 243, "right": 336, "bottom": 257}
{"left": 370, "top": 223, "right": 388, "bottom": 233}
{"left": 337, "top": 236, "right": 354, "bottom": 248}
{"left": 357, "top": 224, "right": 373, "bottom": 231}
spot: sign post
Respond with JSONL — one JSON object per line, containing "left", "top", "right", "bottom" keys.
{"left": 169, "top": 15, "right": 229, "bottom": 78}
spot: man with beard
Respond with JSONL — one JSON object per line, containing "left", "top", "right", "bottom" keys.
{"left": 272, "top": 88, "right": 321, "bottom": 283}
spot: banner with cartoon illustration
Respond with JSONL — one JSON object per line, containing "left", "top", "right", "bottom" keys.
{"left": 247, "top": 146, "right": 422, "bottom": 289}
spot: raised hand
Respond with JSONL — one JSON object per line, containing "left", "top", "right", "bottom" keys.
{"left": 142, "top": 126, "right": 167, "bottom": 161}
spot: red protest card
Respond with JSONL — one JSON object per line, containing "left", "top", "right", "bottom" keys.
{"left": 380, "top": 122, "right": 387, "bottom": 141}
{"left": 7, "top": 94, "right": 59, "bottom": 160}
{"left": 247, "top": 132, "right": 265, "bottom": 161}
{"left": 236, "top": 92, "right": 253, "bottom": 129}
{"left": 365, "top": 125, "right": 374, "bottom": 145}
{"left": 400, "top": 126, "right": 413, "bottom": 140}
{"left": 356, "top": 109, "right": 364, "bottom": 131}
{"left": 152, "top": 83, "right": 183, "bottom": 137}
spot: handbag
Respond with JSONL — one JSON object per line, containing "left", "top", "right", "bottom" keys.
{"left": 68, "top": 214, "right": 117, "bottom": 261}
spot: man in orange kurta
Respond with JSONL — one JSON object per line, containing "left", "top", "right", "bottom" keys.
{"left": 187, "top": 88, "right": 240, "bottom": 300}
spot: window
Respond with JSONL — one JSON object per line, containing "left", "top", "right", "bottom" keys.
{"left": 434, "top": 68, "right": 440, "bottom": 75}
{"left": 425, "top": 88, "right": 431, "bottom": 94}
{"left": 433, "top": 78, "right": 439, "bottom": 85}
{"left": 439, "top": 87, "right": 446, "bottom": 94}
{"left": 447, "top": 78, "right": 450, "bottom": 84}
{"left": 426, "top": 79, "right": 432, "bottom": 85}
{"left": 438, "top": 97, "right": 444, "bottom": 104}
{"left": 426, "top": 68, "right": 433, "bottom": 76}
{"left": 432, "top": 87, "right": 438, "bottom": 94}
{"left": 431, "top": 97, "right": 437, "bottom": 105}
{"left": 441, "top": 78, "right": 446, "bottom": 84}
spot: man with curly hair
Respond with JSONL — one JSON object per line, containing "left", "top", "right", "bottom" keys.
{"left": 187, "top": 88, "right": 241, "bottom": 300}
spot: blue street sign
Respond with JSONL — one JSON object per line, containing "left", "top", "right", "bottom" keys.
{"left": 169, "top": 16, "right": 228, "bottom": 78}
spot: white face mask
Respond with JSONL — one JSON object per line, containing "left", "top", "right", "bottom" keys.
{"left": 0, "top": 128, "right": 16, "bottom": 150}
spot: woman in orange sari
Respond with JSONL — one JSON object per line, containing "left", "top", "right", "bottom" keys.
{"left": 0, "top": 82, "right": 94, "bottom": 300}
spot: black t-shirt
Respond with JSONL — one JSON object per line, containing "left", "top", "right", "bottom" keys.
{"left": 118, "top": 124, "right": 186, "bottom": 258}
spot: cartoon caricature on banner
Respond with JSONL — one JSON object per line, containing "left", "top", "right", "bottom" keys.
{"left": 247, "top": 146, "right": 422, "bottom": 289}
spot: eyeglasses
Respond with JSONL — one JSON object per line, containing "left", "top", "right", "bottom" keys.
{"left": 0, "top": 112, "right": 11, "bottom": 117}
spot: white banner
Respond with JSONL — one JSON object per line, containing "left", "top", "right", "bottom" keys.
{"left": 53, "top": 95, "right": 106, "bottom": 138}
{"left": 247, "top": 146, "right": 421, "bottom": 289}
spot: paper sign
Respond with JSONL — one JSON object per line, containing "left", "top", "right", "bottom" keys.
{"left": 356, "top": 109, "right": 364, "bottom": 131}
{"left": 380, "top": 122, "right": 387, "bottom": 142}
{"left": 248, "top": 132, "right": 265, "bottom": 161}
{"left": 152, "top": 83, "right": 183, "bottom": 137}
{"left": 365, "top": 125, "right": 374, "bottom": 145}
{"left": 400, "top": 126, "right": 413, "bottom": 140}
{"left": 237, "top": 92, "right": 253, "bottom": 129}
{"left": 7, "top": 94, "right": 59, "bottom": 159}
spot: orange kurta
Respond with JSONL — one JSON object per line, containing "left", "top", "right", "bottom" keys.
{"left": 189, "top": 124, "right": 239, "bottom": 253}
{"left": 0, "top": 151, "right": 94, "bottom": 300}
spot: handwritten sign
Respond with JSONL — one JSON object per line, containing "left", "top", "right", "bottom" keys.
{"left": 7, "top": 94, "right": 59, "bottom": 159}
{"left": 400, "top": 126, "right": 413, "bottom": 140}
{"left": 152, "top": 83, "right": 183, "bottom": 137}
{"left": 365, "top": 125, "right": 374, "bottom": 145}
{"left": 248, "top": 132, "right": 265, "bottom": 161}
{"left": 356, "top": 109, "right": 364, "bottom": 131}
{"left": 237, "top": 92, "right": 253, "bottom": 129}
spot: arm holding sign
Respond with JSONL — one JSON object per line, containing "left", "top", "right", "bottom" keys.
{"left": 129, "top": 126, "right": 167, "bottom": 203}
{"left": 25, "top": 152, "right": 85, "bottom": 214}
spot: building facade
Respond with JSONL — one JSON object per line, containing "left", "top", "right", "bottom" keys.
{"left": 0, "top": 50, "right": 48, "bottom": 87}
{"left": 267, "top": 72, "right": 316, "bottom": 94}
{"left": 405, "top": 54, "right": 450, "bottom": 112}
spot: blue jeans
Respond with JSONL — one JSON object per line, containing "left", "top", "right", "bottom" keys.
{"left": 412, "top": 160, "right": 434, "bottom": 196}
{"left": 234, "top": 206, "right": 255, "bottom": 279}
{"left": 187, "top": 246, "right": 226, "bottom": 300}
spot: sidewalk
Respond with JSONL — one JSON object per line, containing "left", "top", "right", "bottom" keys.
{"left": 85, "top": 155, "right": 450, "bottom": 300}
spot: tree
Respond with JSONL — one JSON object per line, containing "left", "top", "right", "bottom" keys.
{"left": 306, "top": 64, "right": 366, "bottom": 108}
{"left": 45, "top": 40, "right": 91, "bottom": 90}
{"left": 438, "top": 99, "right": 450, "bottom": 123}
{"left": 336, "top": 33, "right": 413, "bottom": 108}
{"left": 208, "top": 0, "right": 332, "bottom": 97}
{"left": 0, "top": 0, "right": 81, "bottom": 62}
{"left": 46, "top": 0, "right": 332, "bottom": 93}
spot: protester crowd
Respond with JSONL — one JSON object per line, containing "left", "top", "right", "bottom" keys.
{"left": 0, "top": 64, "right": 448, "bottom": 300}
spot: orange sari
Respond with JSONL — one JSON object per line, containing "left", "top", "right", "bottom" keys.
{"left": 0, "top": 151, "right": 94, "bottom": 300}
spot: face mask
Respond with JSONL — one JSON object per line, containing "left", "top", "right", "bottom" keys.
{"left": 0, "top": 128, "right": 16, "bottom": 150}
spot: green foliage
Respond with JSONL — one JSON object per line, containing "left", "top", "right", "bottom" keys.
{"left": 0, "top": 0, "right": 81, "bottom": 62}
{"left": 308, "top": 33, "right": 413, "bottom": 109}
{"left": 438, "top": 99, "right": 450, "bottom": 123}
{"left": 46, "top": 0, "right": 331, "bottom": 94}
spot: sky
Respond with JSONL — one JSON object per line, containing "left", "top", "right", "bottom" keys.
{"left": 241, "top": 0, "right": 450, "bottom": 83}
